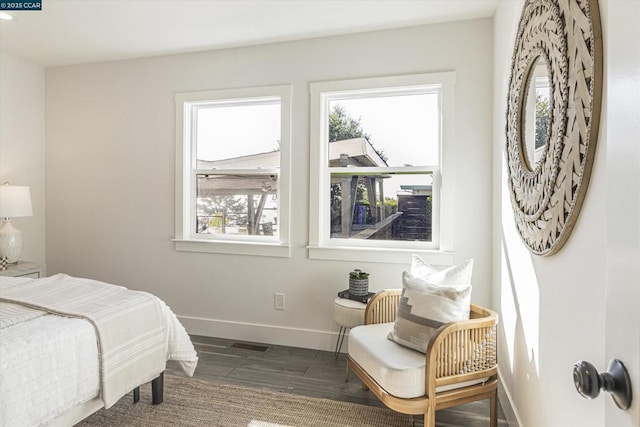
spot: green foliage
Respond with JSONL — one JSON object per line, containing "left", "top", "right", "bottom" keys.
{"left": 383, "top": 197, "right": 397, "bottom": 208}
{"left": 197, "top": 195, "right": 248, "bottom": 232}
{"left": 198, "top": 195, "right": 246, "bottom": 216}
{"left": 535, "top": 94, "right": 550, "bottom": 149}
{"left": 208, "top": 215, "right": 225, "bottom": 228}
{"left": 328, "top": 105, "right": 370, "bottom": 143}
{"left": 349, "top": 269, "right": 370, "bottom": 280}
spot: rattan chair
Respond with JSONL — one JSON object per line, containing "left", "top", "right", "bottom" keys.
{"left": 347, "top": 289, "right": 499, "bottom": 427}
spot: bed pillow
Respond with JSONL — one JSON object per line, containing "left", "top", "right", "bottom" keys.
{"left": 388, "top": 259, "right": 473, "bottom": 353}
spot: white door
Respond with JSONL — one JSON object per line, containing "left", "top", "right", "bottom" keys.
{"left": 604, "top": 1, "right": 640, "bottom": 426}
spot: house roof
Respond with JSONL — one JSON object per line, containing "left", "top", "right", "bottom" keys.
{"left": 196, "top": 137, "right": 387, "bottom": 171}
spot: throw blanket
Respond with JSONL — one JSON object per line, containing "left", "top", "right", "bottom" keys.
{"left": 0, "top": 274, "right": 166, "bottom": 408}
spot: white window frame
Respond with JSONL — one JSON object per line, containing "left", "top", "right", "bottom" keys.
{"left": 308, "top": 72, "right": 456, "bottom": 264}
{"left": 174, "top": 85, "right": 291, "bottom": 257}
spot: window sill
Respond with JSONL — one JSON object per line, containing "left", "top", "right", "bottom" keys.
{"left": 307, "top": 246, "right": 455, "bottom": 265}
{"left": 174, "top": 239, "right": 291, "bottom": 258}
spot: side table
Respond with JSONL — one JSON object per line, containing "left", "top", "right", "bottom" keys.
{"left": 0, "top": 260, "right": 47, "bottom": 279}
{"left": 333, "top": 297, "right": 367, "bottom": 358}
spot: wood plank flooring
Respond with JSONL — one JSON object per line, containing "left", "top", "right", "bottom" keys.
{"left": 166, "top": 335, "right": 508, "bottom": 427}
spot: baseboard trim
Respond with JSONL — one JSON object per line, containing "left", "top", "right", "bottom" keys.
{"left": 498, "top": 368, "right": 523, "bottom": 427}
{"left": 178, "top": 315, "right": 341, "bottom": 352}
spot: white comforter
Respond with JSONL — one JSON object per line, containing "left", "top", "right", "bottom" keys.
{"left": 0, "top": 276, "right": 198, "bottom": 427}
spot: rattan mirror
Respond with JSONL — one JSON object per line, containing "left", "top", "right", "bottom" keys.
{"left": 505, "top": 0, "right": 602, "bottom": 256}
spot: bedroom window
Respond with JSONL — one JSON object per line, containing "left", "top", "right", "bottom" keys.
{"left": 308, "top": 72, "right": 456, "bottom": 264}
{"left": 175, "top": 85, "right": 291, "bottom": 257}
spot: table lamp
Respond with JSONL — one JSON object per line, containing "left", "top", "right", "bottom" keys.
{"left": 0, "top": 183, "right": 33, "bottom": 264}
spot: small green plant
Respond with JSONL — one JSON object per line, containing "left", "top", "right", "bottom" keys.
{"left": 349, "top": 269, "right": 370, "bottom": 280}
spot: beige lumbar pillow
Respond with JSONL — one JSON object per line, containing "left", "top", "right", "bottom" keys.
{"left": 387, "top": 258, "right": 473, "bottom": 353}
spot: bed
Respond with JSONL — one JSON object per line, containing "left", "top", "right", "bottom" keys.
{"left": 0, "top": 273, "right": 198, "bottom": 427}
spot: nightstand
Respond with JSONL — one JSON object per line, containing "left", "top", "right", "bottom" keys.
{"left": 333, "top": 297, "right": 367, "bottom": 358}
{"left": 0, "top": 261, "right": 46, "bottom": 279}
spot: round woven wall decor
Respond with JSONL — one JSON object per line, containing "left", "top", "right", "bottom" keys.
{"left": 505, "top": 0, "right": 602, "bottom": 256}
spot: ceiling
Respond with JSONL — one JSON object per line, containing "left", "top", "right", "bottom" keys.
{"left": 0, "top": 1, "right": 498, "bottom": 68}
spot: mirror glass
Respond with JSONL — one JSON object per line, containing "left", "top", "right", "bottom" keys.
{"left": 521, "top": 56, "right": 551, "bottom": 170}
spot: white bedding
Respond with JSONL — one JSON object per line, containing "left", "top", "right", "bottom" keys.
{"left": 0, "top": 275, "right": 198, "bottom": 427}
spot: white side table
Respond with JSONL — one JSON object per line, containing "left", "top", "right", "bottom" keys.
{"left": 333, "top": 297, "right": 367, "bottom": 358}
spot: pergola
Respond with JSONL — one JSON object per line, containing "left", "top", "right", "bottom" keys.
{"left": 196, "top": 173, "right": 277, "bottom": 235}
{"left": 196, "top": 150, "right": 279, "bottom": 235}
{"left": 327, "top": 138, "right": 397, "bottom": 239}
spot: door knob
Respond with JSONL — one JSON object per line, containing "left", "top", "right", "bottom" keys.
{"left": 573, "top": 359, "right": 632, "bottom": 410}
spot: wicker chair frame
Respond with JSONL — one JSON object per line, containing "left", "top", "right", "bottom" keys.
{"left": 347, "top": 289, "right": 499, "bottom": 427}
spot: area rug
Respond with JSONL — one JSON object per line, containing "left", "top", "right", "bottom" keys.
{"left": 76, "top": 375, "right": 413, "bottom": 426}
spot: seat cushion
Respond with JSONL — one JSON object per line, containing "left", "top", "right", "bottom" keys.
{"left": 350, "top": 322, "right": 426, "bottom": 398}
{"left": 349, "top": 322, "right": 487, "bottom": 399}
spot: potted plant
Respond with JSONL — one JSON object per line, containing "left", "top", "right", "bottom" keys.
{"left": 349, "top": 269, "right": 370, "bottom": 297}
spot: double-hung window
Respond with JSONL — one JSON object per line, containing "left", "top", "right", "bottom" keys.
{"left": 309, "top": 72, "right": 455, "bottom": 263}
{"left": 175, "top": 85, "right": 291, "bottom": 257}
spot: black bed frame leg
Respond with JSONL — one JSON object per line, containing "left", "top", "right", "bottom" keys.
{"left": 132, "top": 372, "right": 163, "bottom": 405}
{"left": 152, "top": 371, "right": 164, "bottom": 405}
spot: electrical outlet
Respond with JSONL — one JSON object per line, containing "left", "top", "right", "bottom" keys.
{"left": 274, "top": 293, "right": 285, "bottom": 310}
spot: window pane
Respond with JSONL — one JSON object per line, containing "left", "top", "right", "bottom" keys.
{"left": 196, "top": 174, "right": 278, "bottom": 237}
{"left": 328, "top": 93, "right": 439, "bottom": 168}
{"left": 196, "top": 99, "right": 281, "bottom": 169}
{"left": 329, "top": 172, "right": 433, "bottom": 242}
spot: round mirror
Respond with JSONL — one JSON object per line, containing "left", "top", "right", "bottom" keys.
{"left": 521, "top": 55, "right": 551, "bottom": 170}
{"left": 505, "top": 0, "right": 601, "bottom": 256}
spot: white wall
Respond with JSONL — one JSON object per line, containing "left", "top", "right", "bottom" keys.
{"left": 0, "top": 53, "right": 46, "bottom": 263}
{"left": 45, "top": 20, "right": 494, "bottom": 350}
{"left": 493, "top": 2, "right": 609, "bottom": 426}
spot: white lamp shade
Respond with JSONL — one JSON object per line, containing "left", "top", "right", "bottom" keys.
{"left": 0, "top": 185, "right": 33, "bottom": 218}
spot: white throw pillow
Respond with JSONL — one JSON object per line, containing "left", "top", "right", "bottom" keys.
{"left": 411, "top": 254, "right": 474, "bottom": 289}
{"left": 388, "top": 258, "right": 473, "bottom": 353}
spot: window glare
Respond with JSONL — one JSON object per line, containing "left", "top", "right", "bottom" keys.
{"left": 328, "top": 93, "right": 439, "bottom": 167}
{"left": 196, "top": 101, "right": 281, "bottom": 162}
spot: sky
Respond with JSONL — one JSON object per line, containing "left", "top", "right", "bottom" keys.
{"left": 196, "top": 101, "right": 281, "bottom": 162}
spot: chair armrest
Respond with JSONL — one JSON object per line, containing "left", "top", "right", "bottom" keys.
{"left": 364, "top": 289, "right": 402, "bottom": 325}
{"left": 425, "top": 304, "right": 498, "bottom": 387}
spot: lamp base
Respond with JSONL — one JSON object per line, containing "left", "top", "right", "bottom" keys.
{"left": 0, "top": 219, "right": 22, "bottom": 264}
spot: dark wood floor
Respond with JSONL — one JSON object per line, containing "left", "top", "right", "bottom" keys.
{"left": 166, "top": 335, "right": 508, "bottom": 427}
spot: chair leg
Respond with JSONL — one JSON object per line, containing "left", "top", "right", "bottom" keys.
{"left": 424, "top": 406, "right": 436, "bottom": 427}
{"left": 334, "top": 326, "right": 347, "bottom": 359}
{"left": 133, "top": 386, "right": 140, "bottom": 403}
{"left": 490, "top": 392, "right": 498, "bottom": 427}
